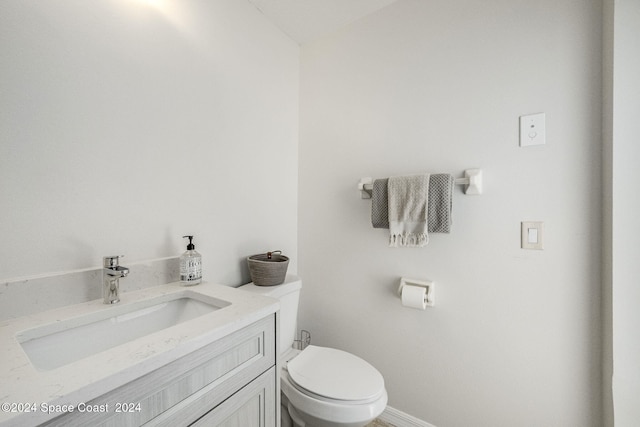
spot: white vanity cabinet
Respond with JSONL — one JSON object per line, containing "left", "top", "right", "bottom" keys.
{"left": 42, "top": 314, "right": 277, "bottom": 427}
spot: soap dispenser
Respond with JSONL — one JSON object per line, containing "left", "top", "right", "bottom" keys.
{"left": 180, "top": 235, "right": 202, "bottom": 285}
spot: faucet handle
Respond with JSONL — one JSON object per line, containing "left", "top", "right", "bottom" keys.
{"left": 103, "top": 255, "right": 124, "bottom": 268}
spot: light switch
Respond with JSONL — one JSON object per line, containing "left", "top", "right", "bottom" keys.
{"left": 520, "top": 113, "right": 546, "bottom": 147}
{"left": 521, "top": 221, "right": 544, "bottom": 249}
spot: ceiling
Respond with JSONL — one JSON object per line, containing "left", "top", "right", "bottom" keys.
{"left": 247, "top": 0, "right": 400, "bottom": 45}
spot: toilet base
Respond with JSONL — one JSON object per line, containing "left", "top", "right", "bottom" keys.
{"left": 282, "top": 392, "right": 377, "bottom": 427}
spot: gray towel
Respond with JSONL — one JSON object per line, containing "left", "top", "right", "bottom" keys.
{"left": 427, "top": 174, "right": 455, "bottom": 233}
{"left": 371, "top": 173, "right": 454, "bottom": 233}
{"left": 371, "top": 178, "right": 389, "bottom": 228}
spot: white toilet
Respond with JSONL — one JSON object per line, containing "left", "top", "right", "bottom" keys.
{"left": 239, "top": 276, "right": 388, "bottom": 427}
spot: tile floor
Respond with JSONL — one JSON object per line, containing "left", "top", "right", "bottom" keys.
{"left": 366, "top": 419, "right": 396, "bottom": 427}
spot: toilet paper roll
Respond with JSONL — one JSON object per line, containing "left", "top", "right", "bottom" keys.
{"left": 401, "top": 284, "right": 427, "bottom": 310}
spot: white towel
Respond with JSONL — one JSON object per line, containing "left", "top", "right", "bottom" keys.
{"left": 388, "top": 174, "right": 430, "bottom": 247}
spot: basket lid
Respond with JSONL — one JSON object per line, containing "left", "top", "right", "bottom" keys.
{"left": 249, "top": 250, "right": 289, "bottom": 262}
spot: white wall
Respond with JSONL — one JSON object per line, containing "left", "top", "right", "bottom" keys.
{"left": 605, "top": 0, "right": 640, "bottom": 424}
{"left": 0, "top": 0, "right": 299, "bottom": 285}
{"left": 298, "top": 0, "right": 602, "bottom": 426}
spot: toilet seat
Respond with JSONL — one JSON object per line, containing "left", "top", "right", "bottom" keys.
{"left": 285, "top": 345, "right": 385, "bottom": 403}
{"left": 281, "top": 368, "right": 388, "bottom": 426}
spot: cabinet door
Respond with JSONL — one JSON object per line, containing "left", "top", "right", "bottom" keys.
{"left": 191, "top": 367, "right": 276, "bottom": 427}
{"left": 42, "top": 315, "right": 275, "bottom": 427}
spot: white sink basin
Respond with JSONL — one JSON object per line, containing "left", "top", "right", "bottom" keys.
{"left": 17, "top": 291, "right": 230, "bottom": 371}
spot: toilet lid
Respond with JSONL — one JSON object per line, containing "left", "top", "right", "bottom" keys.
{"left": 286, "top": 345, "right": 385, "bottom": 402}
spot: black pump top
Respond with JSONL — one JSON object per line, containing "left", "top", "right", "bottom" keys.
{"left": 183, "top": 235, "right": 195, "bottom": 250}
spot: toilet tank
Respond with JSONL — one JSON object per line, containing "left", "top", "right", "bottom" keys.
{"left": 239, "top": 276, "right": 301, "bottom": 355}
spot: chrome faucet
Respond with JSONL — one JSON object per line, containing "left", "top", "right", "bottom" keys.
{"left": 103, "top": 255, "right": 129, "bottom": 304}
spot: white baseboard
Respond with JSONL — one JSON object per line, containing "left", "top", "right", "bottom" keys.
{"left": 378, "top": 406, "right": 436, "bottom": 427}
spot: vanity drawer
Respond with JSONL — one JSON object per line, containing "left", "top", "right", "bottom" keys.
{"left": 190, "top": 366, "right": 276, "bottom": 427}
{"left": 43, "top": 314, "right": 276, "bottom": 427}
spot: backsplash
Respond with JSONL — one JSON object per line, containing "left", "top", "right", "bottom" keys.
{"left": 0, "top": 257, "right": 179, "bottom": 322}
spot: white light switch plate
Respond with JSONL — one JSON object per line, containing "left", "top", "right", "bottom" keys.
{"left": 521, "top": 221, "right": 544, "bottom": 250}
{"left": 520, "top": 113, "right": 546, "bottom": 147}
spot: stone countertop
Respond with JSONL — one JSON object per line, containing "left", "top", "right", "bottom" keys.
{"left": 0, "top": 281, "right": 279, "bottom": 427}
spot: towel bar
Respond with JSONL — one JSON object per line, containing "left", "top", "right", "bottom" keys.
{"left": 357, "top": 168, "right": 482, "bottom": 198}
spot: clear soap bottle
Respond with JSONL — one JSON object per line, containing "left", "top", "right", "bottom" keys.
{"left": 180, "top": 235, "right": 202, "bottom": 285}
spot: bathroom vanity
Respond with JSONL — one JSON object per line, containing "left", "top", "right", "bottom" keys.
{"left": 0, "top": 282, "right": 279, "bottom": 427}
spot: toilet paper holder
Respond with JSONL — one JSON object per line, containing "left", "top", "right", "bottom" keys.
{"left": 398, "top": 277, "right": 435, "bottom": 307}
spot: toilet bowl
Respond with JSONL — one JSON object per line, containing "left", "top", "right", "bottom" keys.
{"left": 282, "top": 346, "right": 387, "bottom": 427}
{"left": 239, "top": 276, "right": 387, "bottom": 427}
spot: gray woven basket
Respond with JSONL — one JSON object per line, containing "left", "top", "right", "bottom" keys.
{"left": 247, "top": 250, "right": 289, "bottom": 286}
